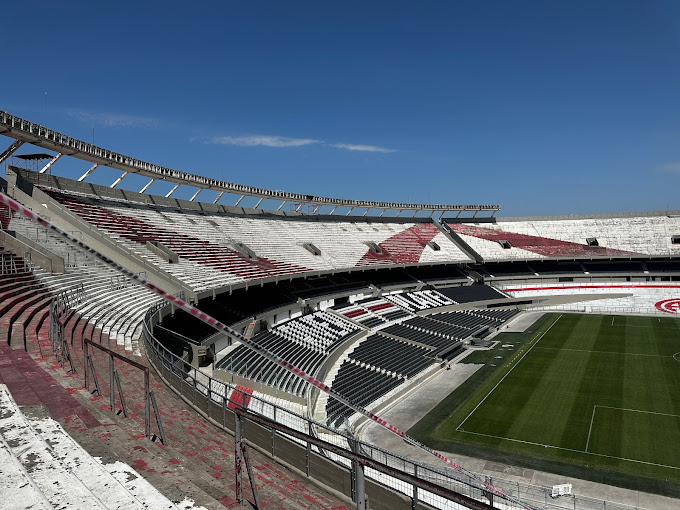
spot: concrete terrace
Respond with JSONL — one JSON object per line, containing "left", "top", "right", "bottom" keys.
{"left": 0, "top": 311, "right": 350, "bottom": 509}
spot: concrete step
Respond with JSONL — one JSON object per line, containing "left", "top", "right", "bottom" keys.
{"left": 0, "top": 385, "right": 109, "bottom": 509}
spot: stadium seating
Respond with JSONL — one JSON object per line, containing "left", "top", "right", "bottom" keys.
{"left": 385, "top": 289, "right": 454, "bottom": 311}
{"left": 216, "top": 330, "right": 326, "bottom": 397}
{"left": 39, "top": 187, "right": 471, "bottom": 292}
{"left": 325, "top": 361, "right": 404, "bottom": 426}
{"left": 500, "top": 282, "right": 680, "bottom": 316}
{"left": 348, "top": 334, "right": 434, "bottom": 378}
{"left": 275, "top": 310, "right": 361, "bottom": 352}
{"left": 449, "top": 216, "right": 680, "bottom": 260}
{"left": 4, "top": 213, "right": 159, "bottom": 352}
{"left": 333, "top": 298, "right": 410, "bottom": 328}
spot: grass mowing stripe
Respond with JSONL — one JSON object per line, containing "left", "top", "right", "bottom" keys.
{"left": 456, "top": 314, "right": 562, "bottom": 431}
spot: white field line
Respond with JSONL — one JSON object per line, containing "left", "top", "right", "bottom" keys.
{"left": 457, "top": 429, "right": 680, "bottom": 471}
{"left": 457, "top": 314, "right": 562, "bottom": 431}
{"left": 608, "top": 323, "right": 679, "bottom": 330}
{"left": 585, "top": 405, "right": 597, "bottom": 452}
{"left": 533, "top": 347, "right": 671, "bottom": 358}
{"left": 597, "top": 406, "right": 680, "bottom": 419}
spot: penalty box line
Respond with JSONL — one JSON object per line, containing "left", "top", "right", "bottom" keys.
{"left": 587, "top": 405, "right": 680, "bottom": 454}
{"left": 456, "top": 314, "right": 562, "bottom": 432}
{"left": 456, "top": 428, "right": 680, "bottom": 472}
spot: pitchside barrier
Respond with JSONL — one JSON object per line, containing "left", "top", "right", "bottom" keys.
{"left": 143, "top": 303, "right": 650, "bottom": 510}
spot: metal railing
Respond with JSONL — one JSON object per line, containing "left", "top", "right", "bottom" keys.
{"left": 1, "top": 109, "right": 499, "bottom": 216}
{"left": 141, "top": 306, "right": 650, "bottom": 510}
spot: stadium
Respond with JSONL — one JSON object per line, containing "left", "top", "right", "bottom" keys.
{"left": 1, "top": 107, "right": 679, "bottom": 510}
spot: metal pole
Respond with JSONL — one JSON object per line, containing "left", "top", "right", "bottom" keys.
{"left": 235, "top": 413, "right": 243, "bottom": 506}
{"left": 84, "top": 341, "right": 89, "bottom": 390}
{"left": 109, "top": 353, "right": 115, "bottom": 411}
{"left": 413, "top": 464, "right": 418, "bottom": 508}
{"left": 144, "top": 370, "right": 150, "bottom": 438}
{"left": 349, "top": 433, "right": 367, "bottom": 510}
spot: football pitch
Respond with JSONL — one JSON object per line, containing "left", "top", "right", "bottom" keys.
{"left": 416, "top": 313, "right": 680, "bottom": 489}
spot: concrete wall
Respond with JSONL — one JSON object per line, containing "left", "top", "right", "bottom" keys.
{"left": 0, "top": 229, "right": 65, "bottom": 273}
{"left": 145, "top": 241, "right": 179, "bottom": 263}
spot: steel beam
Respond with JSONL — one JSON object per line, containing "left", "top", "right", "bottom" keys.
{"left": 0, "top": 110, "right": 501, "bottom": 214}
{"left": 139, "top": 178, "right": 155, "bottom": 193}
{"left": 190, "top": 188, "right": 202, "bottom": 201}
{"left": 213, "top": 191, "right": 224, "bottom": 204}
{"left": 110, "top": 171, "right": 129, "bottom": 188}
{"left": 77, "top": 164, "right": 98, "bottom": 182}
{"left": 165, "top": 183, "right": 180, "bottom": 198}
{"left": 39, "top": 152, "right": 62, "bottom": 173}
{"left": 0, "top": 140, "right": 23, "bottom": 165}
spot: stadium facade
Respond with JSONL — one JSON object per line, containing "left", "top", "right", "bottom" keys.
{"left": 1, "top": 110, "right": 679, "bottom": 510}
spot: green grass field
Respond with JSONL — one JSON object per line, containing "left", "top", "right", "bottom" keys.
{"left": 410, "top": 313, "right": 680, "bottom": 494}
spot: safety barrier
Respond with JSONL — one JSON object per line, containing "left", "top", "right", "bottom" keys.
{"left": 142, "top": 306, "right": 649, "bottom": 510}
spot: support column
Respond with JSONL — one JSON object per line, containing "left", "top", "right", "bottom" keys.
{"left": 0, "top": 140, "right": 24, "bottom": 165}
{"left": 348, "top": 433, "right": 368, "bottom": 510}
{"left": 39, "top": 153, "right": 63, "bottom": 173}
{"left": 235, "top": 413, "right": 243, "bottom": 505}
{"left": 77, "top": 163, "right": 99, "bottom": 182}
{"left": 139, "top": 178, "right": 155, "bottom": 193}
{"left": 110, "top": 171, "right": 129, "bottom": 188}
{"left": 109, "top": 354, "right": 115, "bottom": 411}
{"left": 144, "top": 370, "right": 151, "bottom": 438}
{"left": 165, "top": 183, "right": 180, "bottom": 198}
{"left": 190, "top": 188, "right": 202, "bottom": 201}
{"left": 213, "top": 191, "right": 224, "bottom": 204}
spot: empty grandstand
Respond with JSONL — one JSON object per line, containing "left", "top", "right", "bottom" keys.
{"left": 2, "top": 110, "right": 680, "bottom": 510}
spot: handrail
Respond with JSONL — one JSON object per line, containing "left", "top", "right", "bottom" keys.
{"left": 143, "top": 302, "right": 652, "bottom": 510}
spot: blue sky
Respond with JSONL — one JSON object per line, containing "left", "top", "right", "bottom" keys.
{"left": 2, "top": 1, "right": 680, "bottom": 216}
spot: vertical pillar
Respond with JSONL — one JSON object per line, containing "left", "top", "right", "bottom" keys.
{"left": 235, "top": 413, "right": 243, "bottom": 506}
{"left": 412, "top": 464, "right": 418, "bottom": 508}
{"left": 109, "top": 354, "right": 115, "bottom": 411}
{"left": 144, "top": 369, "right": 151, "bottom": 438}
{"left": 84, "top": 341, "right": 89, "bottom": 390}
{"left": 348, "top": 433, "right": 367, "bottom": 510}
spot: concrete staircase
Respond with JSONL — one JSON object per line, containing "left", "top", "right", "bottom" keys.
{"left": 0, "top": 384, "right": 184, "bottom": 509}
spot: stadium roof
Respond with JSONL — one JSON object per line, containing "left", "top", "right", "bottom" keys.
{"left": 0, "top": 110, "right": 499, "bottom": 218}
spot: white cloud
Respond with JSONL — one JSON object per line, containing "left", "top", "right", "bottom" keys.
{"left": 210, "top": 135, "right": 319, "bottom": 147}
{"left": 65, "top": 109, "right": 157, "bottom": 128}
{"left": 330, "top": 143, "right": 396, "bottom": 153}
{"left": 205, "top": 133, "right": 397, "bottom": 152}
{"left": 660, "top": 162, "right": 680, "bottom": 173}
